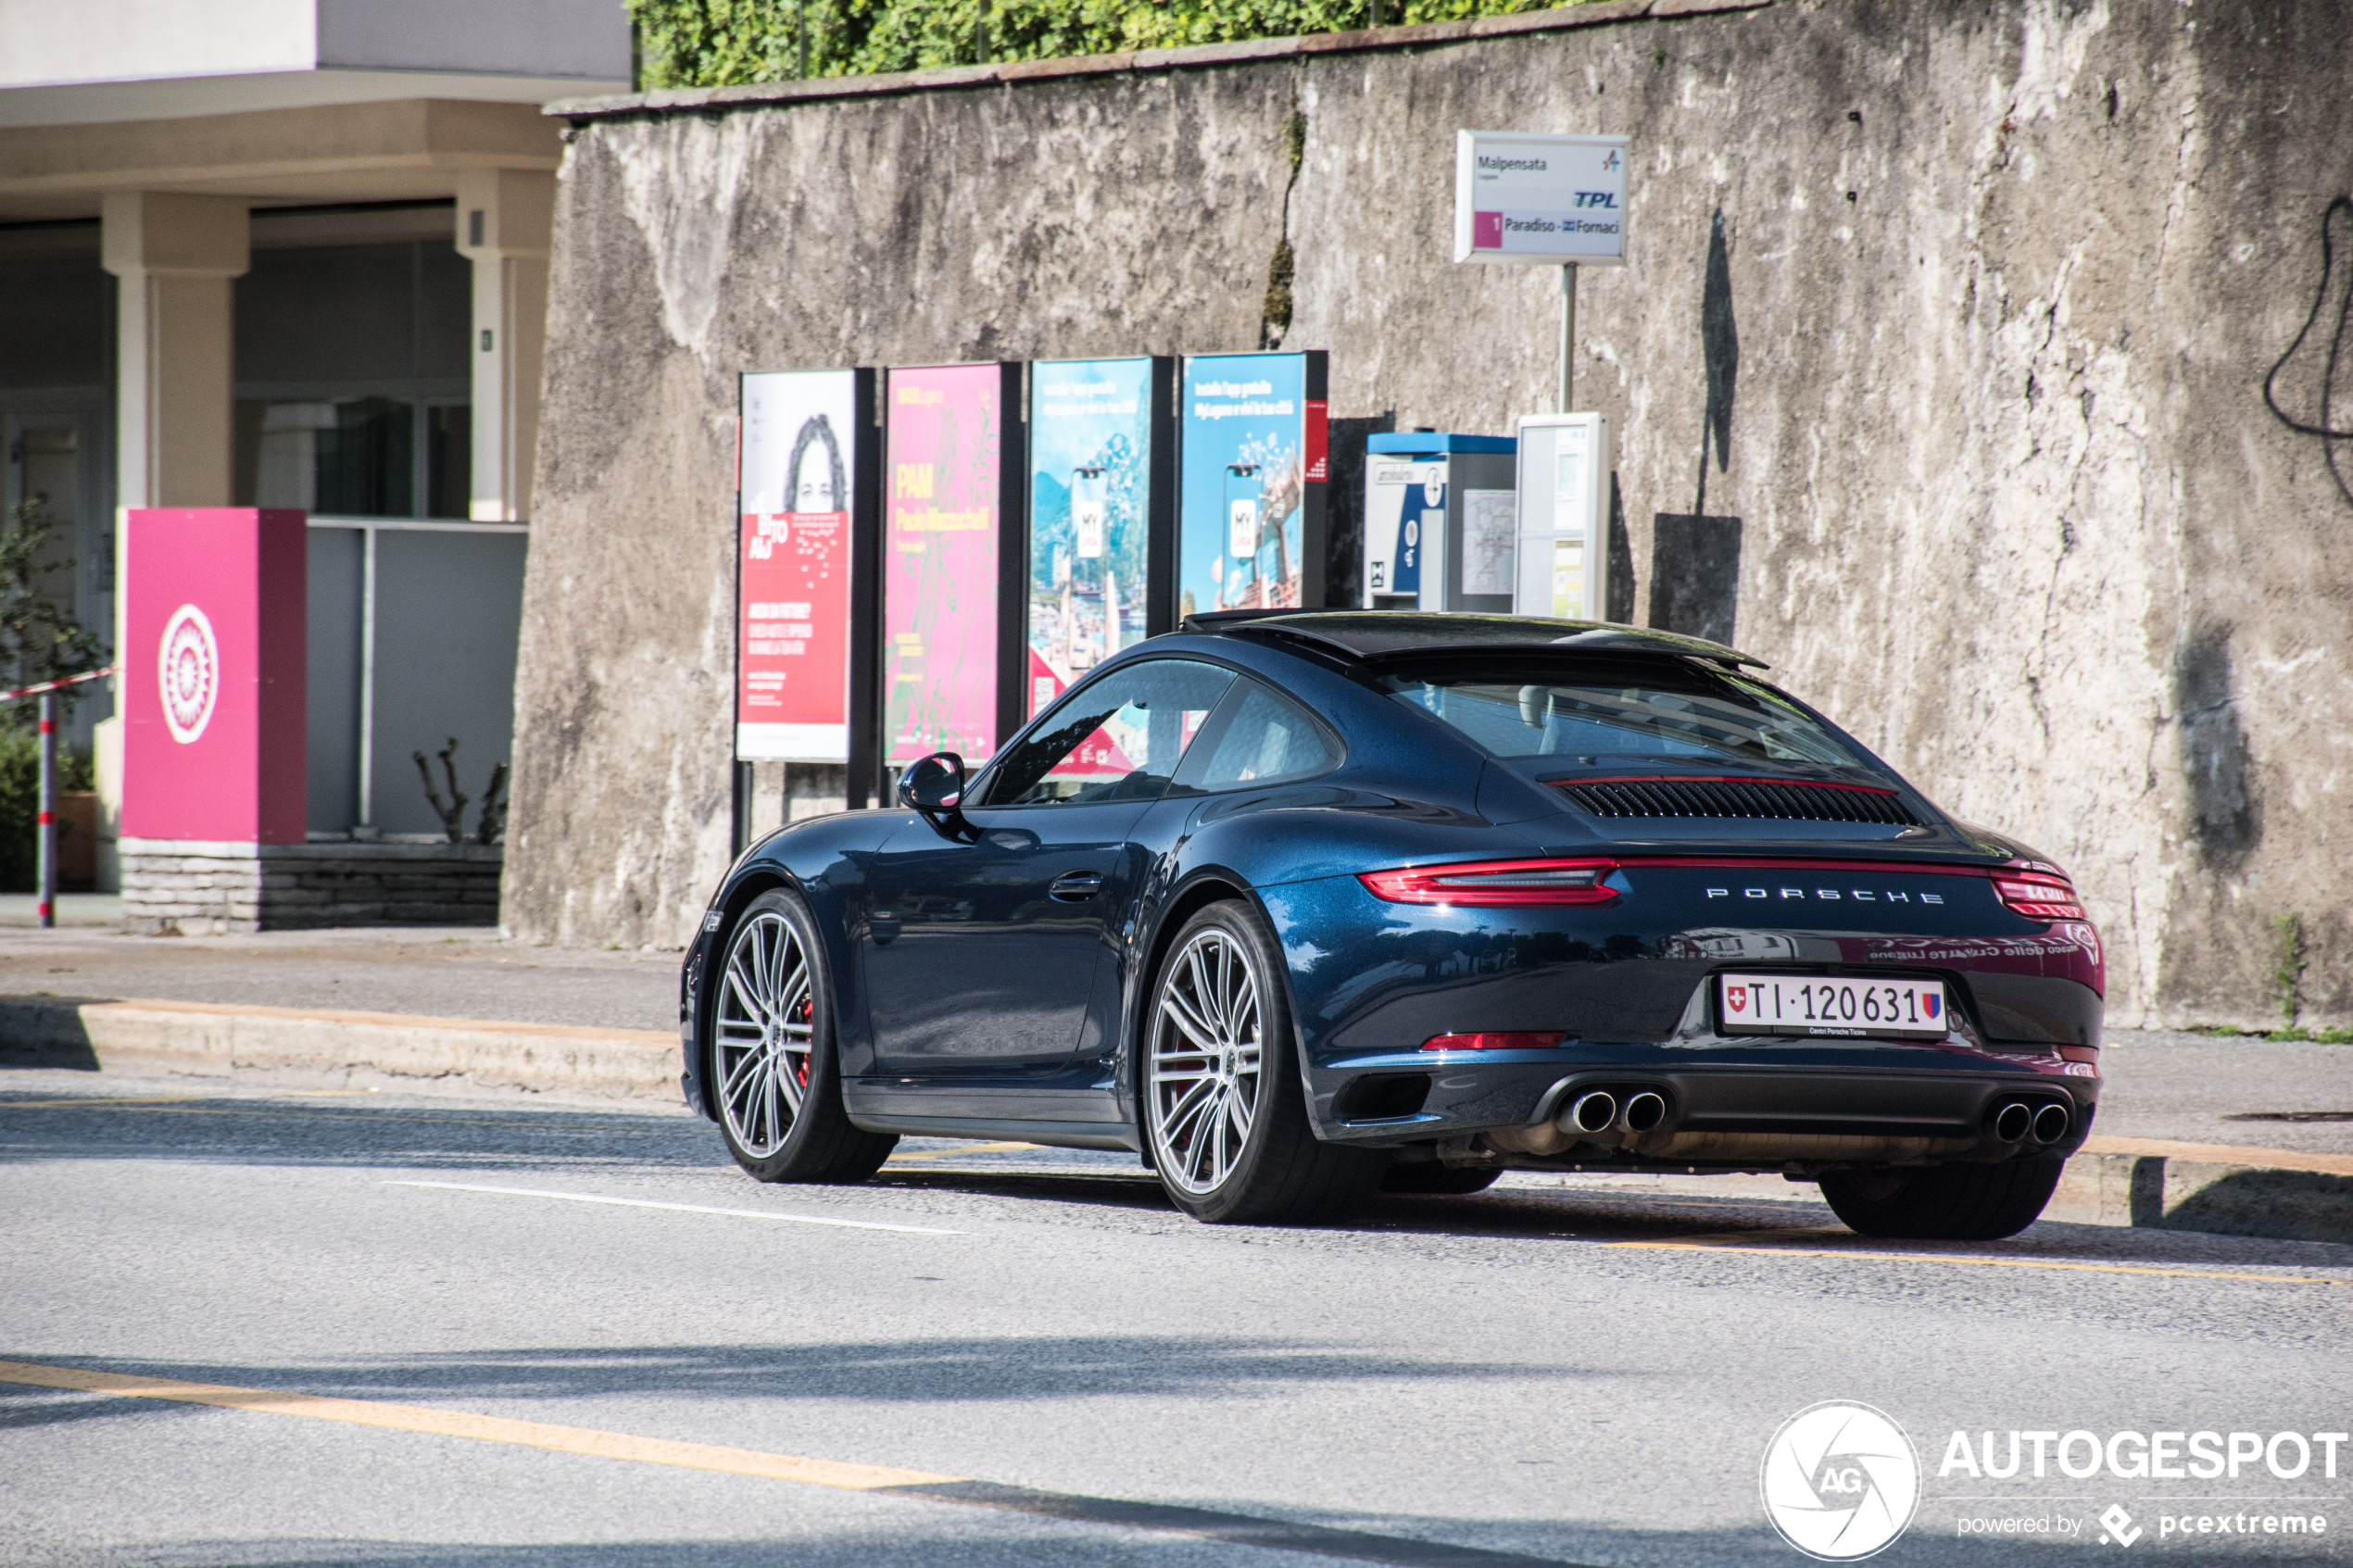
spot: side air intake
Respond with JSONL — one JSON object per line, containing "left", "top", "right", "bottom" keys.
{"left": 1557, "top": 777, "right": 1921, "bottom": 825}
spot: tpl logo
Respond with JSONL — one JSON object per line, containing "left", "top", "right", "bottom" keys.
{"left": 1706, "top": 886, "right": 1946, "bottom": 905}
{"left": 1573, "top": 191, "right": 1619, "bottom": 208}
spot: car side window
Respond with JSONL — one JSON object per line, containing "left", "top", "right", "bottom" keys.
{"left": 978, "top": 659, "right": 1233, "bottom": 807}
{"left": 1186, "top": 680, "right": 1343, "bottom": 793}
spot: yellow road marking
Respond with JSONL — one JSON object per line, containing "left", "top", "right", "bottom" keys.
{"left": 2081, "top": 1135, "right": 2353, "bottom": 1180}
{"left": 1605, "top": 1238, "right": 2348, "bottom": 1286}
{"left": 0, "top": 1360, "right": 960, "bottom": 1490}
{"left": 1, "top": 1097, "right": 214, "bottom": 1109}
{"left": 884, "top": 1141, "right": 1040, "bottom": 1162}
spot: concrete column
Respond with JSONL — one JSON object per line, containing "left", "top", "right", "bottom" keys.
{"left": 101, "top": 193, "right": 251, "bottom": 517}
{"left": 455, "top": 169, "right": 554, "bottom": 523}
{"left": 97, "top": 192, "right": 250, "bottom": 895}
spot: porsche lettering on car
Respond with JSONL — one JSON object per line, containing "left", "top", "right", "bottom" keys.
{"left": 680, "top": 611, "right": 2101, "bottom": 1239}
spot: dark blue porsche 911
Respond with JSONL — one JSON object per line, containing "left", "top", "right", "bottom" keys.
{"left": 680, "top": 611, "right": 2103, "bottom": 1240}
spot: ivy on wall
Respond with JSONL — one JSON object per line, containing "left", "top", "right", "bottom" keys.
{"left": 627, "top": 0, "right": 1590, "bottom": 87}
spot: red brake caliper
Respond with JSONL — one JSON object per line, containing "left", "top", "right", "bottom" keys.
{"left": 791, "top": 994, "right": 814, "bottom": 1088}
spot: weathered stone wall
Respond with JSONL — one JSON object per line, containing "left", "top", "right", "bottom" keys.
{"left": 510, "top": 0, "right": 2353, "bottom": 1028}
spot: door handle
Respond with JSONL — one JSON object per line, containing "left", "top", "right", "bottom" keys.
{"left": 1049, "top": 872, "right": 1105, "bottom": 902}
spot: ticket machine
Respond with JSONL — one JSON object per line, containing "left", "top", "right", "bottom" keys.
{"left": 1361, "top": 433, "right": 1516, "bottom": 611}
{"left": 1511, "top": 413, "right": 1612, "bottom": 621}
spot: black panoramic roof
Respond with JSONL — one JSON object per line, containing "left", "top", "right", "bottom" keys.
{"left": 1180, "top": 610, "right": 1768, "bottom": 670}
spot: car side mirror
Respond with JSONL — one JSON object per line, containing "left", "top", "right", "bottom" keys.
{"left": 898, "top": 752, "right": 974, "bottom": 838}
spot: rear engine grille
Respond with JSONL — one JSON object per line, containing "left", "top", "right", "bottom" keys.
{"left": 1557, "top": 777, "right": 1921, "bottom": 825}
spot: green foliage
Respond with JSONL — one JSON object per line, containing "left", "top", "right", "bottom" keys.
{"left": 0, "top": 731, "right": 93, "bottom": 892}
{"left": 629, "top": 0, "right": 1585, "bottom": 85}
{"left": 0, "top": 495, "right": 104, "bottom": 734}
{"left": 2271, "top": 911, "right": 2307, "bottom": 1026}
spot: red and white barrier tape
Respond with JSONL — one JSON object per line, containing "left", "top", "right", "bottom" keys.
{"left": 0, "top": 666, "right": 115, "bottom": 704}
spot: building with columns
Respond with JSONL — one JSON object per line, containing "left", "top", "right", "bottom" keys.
{"left": 0, "top": 0, "right": 627, "bottom": 897}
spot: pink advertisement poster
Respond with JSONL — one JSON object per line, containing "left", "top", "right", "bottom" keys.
{"left": 885, "top": 365, "right": 1004, "bottom": 765}
{"left": 737, "top": 370, "right": 855, "bottom": 761}
{"left": 122, "top": 508, "right": 308, "bottom": 843}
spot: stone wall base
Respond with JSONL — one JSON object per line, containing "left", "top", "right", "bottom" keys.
{"left": 121, "top": 838, "right": 503, "bottom": 935}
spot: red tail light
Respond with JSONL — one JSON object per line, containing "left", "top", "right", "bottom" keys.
{"left": 1421, "top": 1031, "right": 1567, "bottom": 1052}
{"left": 1992, "top": 867, "right": 2086, "bottom": 921}
{"left": 1359, "top": 859, "right": 1619, "bottom": 907}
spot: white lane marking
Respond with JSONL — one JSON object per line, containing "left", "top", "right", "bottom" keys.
{"left": 385, "top": 1181, "right": 963, "bottom": 1235}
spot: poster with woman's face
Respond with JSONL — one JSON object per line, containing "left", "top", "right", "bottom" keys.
{"left": 1026, "top": 358, "right": 1154, "bottom": 719}
{"left": 884, "top": 365, "right": 1006, "bottom": 765}
{"left": 737, "top": 370, "right": 856, "bottom": 762}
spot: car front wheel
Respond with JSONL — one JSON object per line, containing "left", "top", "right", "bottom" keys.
{"left": 711, "top": 888, "right": 897, "bottom": 1184}
{"left": 1818, "top": 1156, "right": 2065, "bottom": 1240}
{"left": 1144, "top": 899, "right": 1382, "bottom": 1224}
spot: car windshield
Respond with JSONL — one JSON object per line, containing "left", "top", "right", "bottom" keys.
{"left": 1372, "top": 659, "right": 1861, "bottom": 768}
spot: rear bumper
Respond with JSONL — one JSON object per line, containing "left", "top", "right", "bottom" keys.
{"left": 1310, "top": 1038, "right": 2098, "bottom": 1169}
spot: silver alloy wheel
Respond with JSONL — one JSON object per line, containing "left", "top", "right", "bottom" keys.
{"left": 714, "top": 909, "right": 815, "bottom": 1159}
{"left": 1148, "top": 926, "right": 1265, "bottom": 1195}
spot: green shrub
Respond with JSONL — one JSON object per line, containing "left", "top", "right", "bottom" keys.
{"left": 629, "top": 0, "right": 1588, "bottom": 86}
{"left": 0, "top": 732, "right": 91, "bottom": 892}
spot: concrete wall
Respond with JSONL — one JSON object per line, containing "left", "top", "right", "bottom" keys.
{"left": 510, "top": 0, "right": 2353, "bottom": 1028}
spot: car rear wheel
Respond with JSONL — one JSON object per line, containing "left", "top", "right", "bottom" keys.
{"left": 1380, "top": 1162, "right": 1504, "bottom": 1196}
{"left": 1144, "top": 900, "right": 1383, "bottom": 1224}
{"left": 711, "top": 889, "right": 898, "bottom": 1184}
{"left": 1818, "top": 1156, "right": 2065, "bottom": 1240}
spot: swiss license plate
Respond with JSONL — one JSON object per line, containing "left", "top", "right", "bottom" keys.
{"left": 1718, "top": 972, "right": 1948, "bottom": 1039}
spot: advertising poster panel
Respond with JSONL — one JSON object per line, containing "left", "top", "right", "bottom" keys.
{"left": 1026, "top": 357, "right": 1172, "bottom": 718}
{"left": 737, "top": 370, "right": 862, "bottom": 763}
{"left": 884, "top": 363, "right": 1022, "bottom": 767}
{"left": 1176, "top": 351, "right": 1327, "bottom": 621}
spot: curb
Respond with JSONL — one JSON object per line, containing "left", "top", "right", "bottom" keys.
{"left": 0, "top": 995, "right": 678, "bottom": 1103}
{"left": 2055, "top": 1137, "right": 2353, "bottom": 1246}
{"left": 3, "top": 996, "right": 2347, "bottom": 1244}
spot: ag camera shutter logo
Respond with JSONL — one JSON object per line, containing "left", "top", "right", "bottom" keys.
{"left": 1761, "top": 1401, "right": 1921, "bottom": 1560}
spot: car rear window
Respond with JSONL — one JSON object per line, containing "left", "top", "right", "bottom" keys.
{"left": 1372, "top": 659, "right": 1861, "bottom": 767}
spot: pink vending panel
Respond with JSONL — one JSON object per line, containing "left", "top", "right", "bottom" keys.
{"left": 122, "top": 508, "right": 308, "bottom": 844}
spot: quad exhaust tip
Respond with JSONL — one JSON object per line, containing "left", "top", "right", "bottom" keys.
{"left": 1993, "top": 1100, "right": 2072, "bottom": 1145}
{"left": 1568, "top": 1091, "right": 1617, "bottom": 1134}
{"left": 1619, "top": 1090, "right": 1667, "bottom": 1135}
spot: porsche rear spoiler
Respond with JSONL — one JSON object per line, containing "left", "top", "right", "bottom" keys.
{"left": 1179, "top": 608, "right": 1769, "bottom": 670}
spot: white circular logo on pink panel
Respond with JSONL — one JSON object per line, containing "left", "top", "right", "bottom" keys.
{"left": 158, "top": 604, "right": 218, "bottom": 744}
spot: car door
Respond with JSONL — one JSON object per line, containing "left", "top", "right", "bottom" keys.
{"left": 863, "top": 659, "right": 1233, "bottom": 1075}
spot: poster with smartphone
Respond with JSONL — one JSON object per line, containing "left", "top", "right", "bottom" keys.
{"left": 883, "top": 362, "right": 1025, "bottom": 768}
{"left": 1026, "top": 357, "right": 1174, "bottom": 719}
{"left": 737, "top": 370, "right": 861, "bottom": 763}
{"left": 1176, "top": 351, "right": 1327, "bottom": 622}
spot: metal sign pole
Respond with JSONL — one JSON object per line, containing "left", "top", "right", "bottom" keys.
{"left": 1557, "top": 263, "right": 1577, "bottom": 414}
{"left": 36, "top": 691, "right": 57, "bottom": 928}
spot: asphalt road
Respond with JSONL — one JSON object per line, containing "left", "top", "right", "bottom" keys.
{"left": 5, "top": 1070, "right": 2350, "bottom": 1568}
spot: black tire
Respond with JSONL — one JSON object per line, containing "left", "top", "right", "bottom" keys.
{"left": 710, "top": 889, "right": 898, "bottom": 1185}
{"left": 1819, "top": 1157, "right": 2065, "bottom": 1240}
{"left": 1380, "top": 1162, "right": 1504, "bottom": 1196}
{"left": 1141, "top": 899, "right": 1385, "bottom": 1225}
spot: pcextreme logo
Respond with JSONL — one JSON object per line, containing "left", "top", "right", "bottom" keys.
{"left": 1762, "top": 1401, "right": 1922, "bottom": 1561}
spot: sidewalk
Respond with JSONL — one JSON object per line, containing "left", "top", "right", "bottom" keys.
{"left": 0, "top": 924, "right": 2346, "bottom": 1240}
